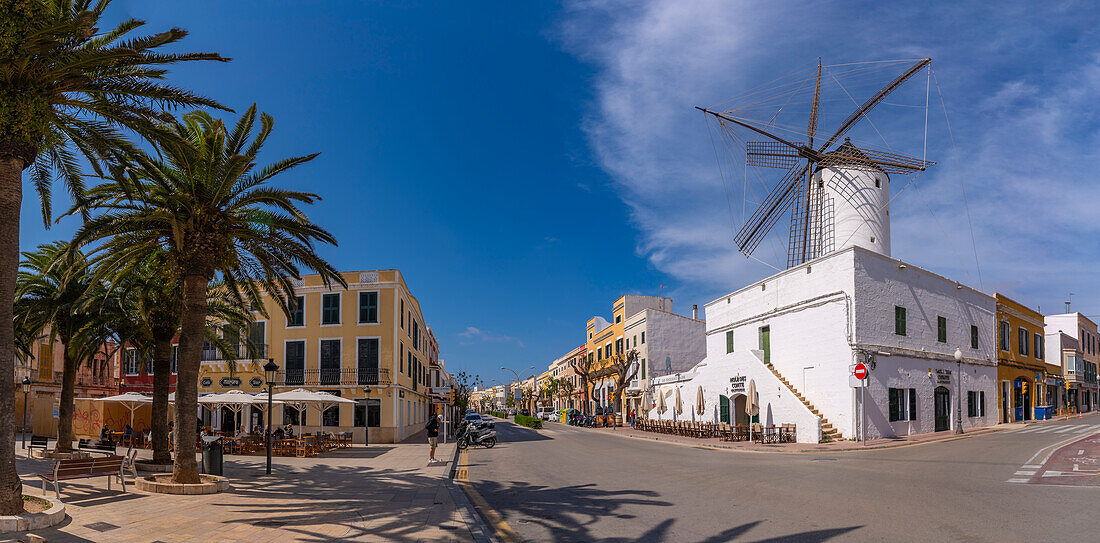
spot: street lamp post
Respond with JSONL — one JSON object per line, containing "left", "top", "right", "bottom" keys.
{"left": 263, "top": 359, "right": 279, "bottom": 475}
{"left": 21, "top": 377, "right": 31, "bottom": 449}
{"left": 954, "top": 348, "right": 964, "bottom": 435}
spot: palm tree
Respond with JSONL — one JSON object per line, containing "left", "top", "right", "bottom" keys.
{"left": 0, "top": 0, "right": 226, "bottom": 512}
{"left": 107, "top": 253, "right": 255, "bottom": 465}
{"left": 74, "top": 106, "right": 344, "bottom": 483}
{"left": 14, "top": 241, "right": 120, "bottom": 453}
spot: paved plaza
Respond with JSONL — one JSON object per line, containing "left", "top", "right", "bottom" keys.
{"left": 6, "top": 436, "right": 486, "bottom": 543}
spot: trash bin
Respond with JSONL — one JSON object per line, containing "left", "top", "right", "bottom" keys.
{"left": 201, "top": 436, "right": 223, "bottom": 476}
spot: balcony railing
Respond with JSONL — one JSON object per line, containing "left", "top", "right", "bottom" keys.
{"left": 202, "top": 343, "right": 269, "bottom": 362}
{"left": 277, "top": 367, "right": 391, "bottom": 387}
{"left": 40, "top": 371, "right": 116, "bottom": 388}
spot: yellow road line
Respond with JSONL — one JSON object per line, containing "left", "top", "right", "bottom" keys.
{"left": 455, "top": 447, "right": 523, "bottom": 543}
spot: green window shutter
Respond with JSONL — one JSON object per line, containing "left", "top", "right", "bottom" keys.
{"left": 726, "top": 331, "right": 735, "bottom": 353}
{"left": 937, "top": 316, "right": 946, "bottom": 343}
{"left": 895, "top": 307, "right": 906, "bottom": 336}
{"left": 641, "top": 359, "right": 645, "bottom": 379}
{"left": 641, "top": 331, "right": 645, "bottom": 344}
{"left": 908, "top": 388, "right": 917, "bottom": 421}
{"left": 719, "top": 395, "right": 729, "bottom": 423}
{"left": 888, "top": 388, "right": 899, "bottom": 422}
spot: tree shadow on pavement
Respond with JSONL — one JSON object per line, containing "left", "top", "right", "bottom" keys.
{"left": 472, "top": 478, "right": 863, "bottom": 543}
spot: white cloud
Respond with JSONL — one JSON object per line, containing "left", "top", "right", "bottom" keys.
{"left": 458, "top": 326, "right": 524, "bottom": 347}
{"left": 558, "top": 1, "right": 1100, "bottom": 311}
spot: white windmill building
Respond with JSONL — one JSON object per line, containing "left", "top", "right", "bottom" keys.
{"left": 654, "top": 59, "right": 998, "bottom": 442}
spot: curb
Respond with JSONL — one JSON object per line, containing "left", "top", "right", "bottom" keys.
{"left": 584, "top": 423, "right": 1011, "bottom": 455}
{"left": 448, "top": 442, "right": 505, "bottom": 543}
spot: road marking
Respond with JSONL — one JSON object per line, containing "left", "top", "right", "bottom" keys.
{"left": 1006, "top": 478, "right": 1031, "bottom": 483}
{"left": 1014, "top": 470, "right": 1036, "bottom": 476}
{"left": 1056, "top": 426, "right": 1079, "bottom": 433}
{"left": 1021, "top": 464, "right": 1041, "bottom": 469}
{"left": 454, "top": 447, "right": 522, "bottom": 543}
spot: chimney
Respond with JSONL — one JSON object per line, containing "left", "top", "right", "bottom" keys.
{"left": 692, "top": 305, "right": 698, "bottom": 320}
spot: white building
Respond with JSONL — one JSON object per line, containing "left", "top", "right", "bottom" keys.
{"left": 622, "top": 305, "right": 706, "bottom": 416}
{"left": 649, "top": 246, "right": 998, "bottom": 443}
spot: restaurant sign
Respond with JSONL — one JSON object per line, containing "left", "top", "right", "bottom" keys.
{"left": 729, "top": 375, "right": 747, "bottom": 395}
{"left": 200, "top": 377, "right": 213, "bottom": 387}
{"left": 935, "top": 368, "right": 952, "bottom": 384}
{"left": 220, "top": 377, "right": 242, "bottom": 387}
{"left": 250, "top": 377, "right": 263, "bottom": 388}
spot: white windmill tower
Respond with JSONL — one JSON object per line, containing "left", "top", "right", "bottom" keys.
{"left": 698, "top": 59, "right": 936, "bottom": 268}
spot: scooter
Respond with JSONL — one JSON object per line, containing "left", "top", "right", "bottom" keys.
{"left": 457, "top": 421, "right": 497, "bottom": 449}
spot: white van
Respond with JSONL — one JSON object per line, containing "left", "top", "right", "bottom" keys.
{"left": 537, "top": 406, "right": 554, "bottom": 421}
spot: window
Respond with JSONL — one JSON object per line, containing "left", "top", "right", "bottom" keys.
{"left": 321, "top": 390, "right": 341, "bottom": 426}
{"left": 894, "top": 306, "right": 906, "bottom": 336}
{"left": 1018, "top": 328, "right": 1029, "bottom": 356}
{"left": 888, "top": 388, "right": 917, "bottom": 422}
{"left": 937, "top": 316, "right": 947, "bottom": 343}
{"left": 249, "top": 322, "right": 266, "bottom": 358}
{"left": 726, "top": 331, "right": 735, "bottom": 354}
{"left": 633, "top": 335, "right": 638, "bottom": 349}
{"left": 967, "top": 391, "right": 986, "bottom": 417}
{"left": 999, "top": 321, "right": 1010, "bottom": 351}
{"left": 615, "top": 338, "right": 623, "bottom": 355}
{"left": 1035, "top": 333, "right": 1044, "bottom": 360}
{"left": 124, "top": 349, "right": 140, "bottom": 376}
{"left": 641, "top": 359, "right": 646, "bottom": 379}
{"left": 615, "top": 315, "right": 622, "bottom": 324}
{"left": 641, "top": 331, "right": 646, "bottom": 344}
{"left": 399, "top": 343, "right": 404, "bottom": 373}
{"left": 400, "top": 299, "right": 405, "bottom": 329}
{"left": 322, "top": 293, "right": 340, "bottom": 325}
{"left": 970, "top": 326, "right": 979, "bottom": 349}
{"left": 358, "top": 291, "right": 379, "bottom": 323}
{"left": 285, "top": 340, "right": 305, "bottom": 385}
{"left": 288, "top": 295, "right": 304, "bottom": 327}
{"left": 284, "top": 406, "right": 302, "bottom": 426}
{"left": 412, "top": 320, "right": 420, "bottom": 349}
{"left": 357, "top": 338, "right": 380, "bottom": 385}
{"left": 604, "top": 344, "right": 612, "bottom": 359}
{"left": 320, "top": 339, "right": 341, "bottom": 384}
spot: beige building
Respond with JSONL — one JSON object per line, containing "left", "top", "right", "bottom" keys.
{"left": 197, "top": 269, "right": 438, "bottom": 443}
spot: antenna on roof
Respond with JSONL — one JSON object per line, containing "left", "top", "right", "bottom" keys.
{"left": 1066, "top": 293, "right": 1074, "bottom": 313}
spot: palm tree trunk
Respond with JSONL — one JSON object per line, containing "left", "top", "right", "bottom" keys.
{"left": 55, "top": 347, "right": 77, "bottom": 453}
{"left": 173, "top": 273, "right": 209, "bottom": 484}
{"left": 151, "top": 333, "right": 173, "bottom": 465}
{"left": 0, "top": 157, "right": 24, "bottom": 513}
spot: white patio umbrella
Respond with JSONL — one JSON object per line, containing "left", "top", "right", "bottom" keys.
{"left": 271, "top": 388, "right": 353, "bottom": 437}
{"left": 314, "top": 391, "right": 356, "bottom": 433}
{"left": 696, "top": 386, "right": 706, "bottom": 416}
{"left": 93, "top": 392, "right": 152, "bottom": 429}
{"left": 250, "top": 393, "right": 284, "bottom": 431}
{"left": 656, "top": 388, "right": 667, "bottom": 418}
{"left": 674, "top": 387, "right": 683, "bottom": 417}
{"left": 198, "top": 390, "right": 257, "bottom": 434}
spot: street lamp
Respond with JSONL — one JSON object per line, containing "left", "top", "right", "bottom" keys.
{"left": 21, "top": 377, "right": 31, "bottom": 449}
{"left": 954, "top": 348, "right": 963, "bottom": 435}
{"left": 263, "top": 359, "right": 279, "bottom": 474}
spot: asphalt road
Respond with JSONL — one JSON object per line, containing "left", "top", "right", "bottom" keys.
{"left": 466, "top": 414, "right": 1100, "bottom": 542}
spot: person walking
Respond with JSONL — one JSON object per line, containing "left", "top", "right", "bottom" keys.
{"left": 630, "top": 410, "right": 636, "bottom": 428}
{"left": 426, "top": 414, "right": 441, "bottom": 464}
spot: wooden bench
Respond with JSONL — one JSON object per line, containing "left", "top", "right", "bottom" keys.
{"left": 77, "top": 439, "right": 117, "bottom": 456}
{"left": 28, "top": 435, "right": 49, "bottom": 452}
{"left": 38, "top": 455, "right": 126, "bottom": 499}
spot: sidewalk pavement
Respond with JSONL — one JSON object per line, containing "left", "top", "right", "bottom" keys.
{"left": 8, "top": 437, "right": 481, "bottom": 543}
{"left": 584, "top": 420, "right": 1023, "bottom": 453}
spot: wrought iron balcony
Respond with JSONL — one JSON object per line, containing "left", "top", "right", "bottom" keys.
{"left": 277, "top": 367, "right": 391, "bottom": 387}
{"left": 201, "top": 343, "right": 269, "bottom": 362}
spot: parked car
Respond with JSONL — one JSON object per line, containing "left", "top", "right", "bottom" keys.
{"left": 519, "top": 409, "right": 530, "bottom": 417}
{"left": 536, "top": 407, "right": 554, "bottom": 420}
{"left": 465, "top": 413, "right": 484, "bottom": 424}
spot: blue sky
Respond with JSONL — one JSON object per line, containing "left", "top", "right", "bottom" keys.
{"left": 19, "top": 1, "right": 1100, "bottom": 385}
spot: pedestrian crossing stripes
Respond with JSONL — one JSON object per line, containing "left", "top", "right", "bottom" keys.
{"left": 1015, "top": 424, "right": 1100, "bottom": 434}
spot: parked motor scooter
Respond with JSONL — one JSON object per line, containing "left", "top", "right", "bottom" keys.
{"left": 457, "top": 421, "right": 497, "bottom": 449}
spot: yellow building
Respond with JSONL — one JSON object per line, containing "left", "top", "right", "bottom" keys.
{"left": 198, "top": 269, "right": 437, "bottom": 443}
{"left": 585, "top": 295, "right": 671, "bottom": 413}
{"left": 995, "top": 294, "right": 1058, "bottom": 422}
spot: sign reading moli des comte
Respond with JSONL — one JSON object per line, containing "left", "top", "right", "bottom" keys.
{"left": 730, "top": 375, "right": 746, "bottom": 394}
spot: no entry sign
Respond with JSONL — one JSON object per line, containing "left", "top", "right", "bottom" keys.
{"left": 853, "top": 363, "right": 868, "bottom": 380}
